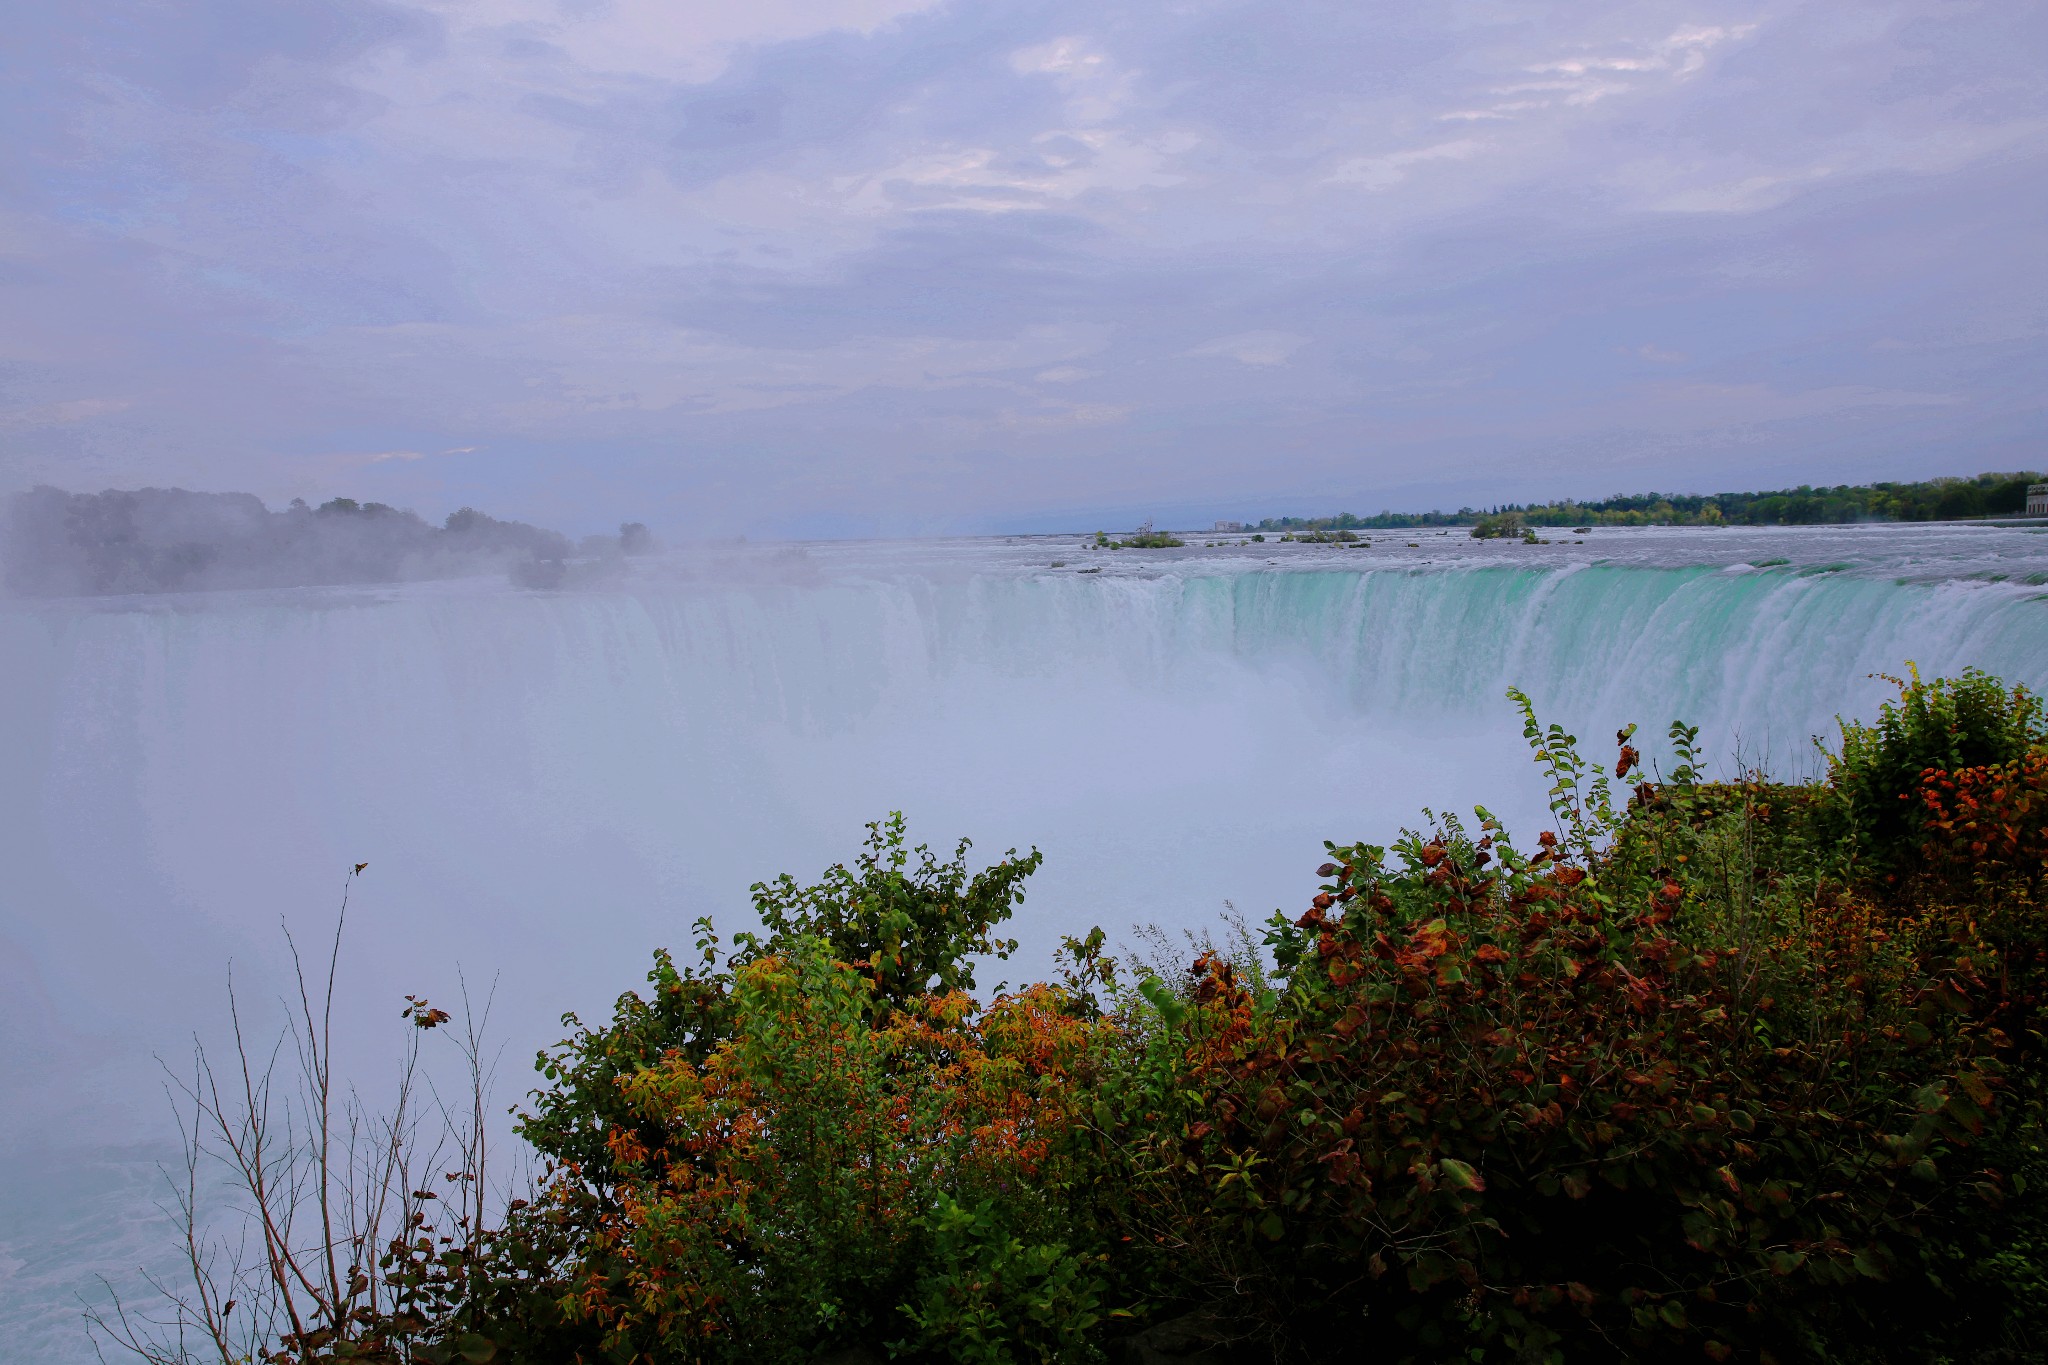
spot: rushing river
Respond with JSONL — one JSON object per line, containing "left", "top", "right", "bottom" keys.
{"left": 8, "top": 521, "right": 2048, "bottom": 1359}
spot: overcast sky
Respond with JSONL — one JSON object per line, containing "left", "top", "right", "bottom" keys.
{"left": 3, "top": 0, "right": 2044, "bottom": 536}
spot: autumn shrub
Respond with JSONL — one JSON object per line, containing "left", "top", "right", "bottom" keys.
{"left": 1139, "top": 847, "right": 2000, "bottom": 1359}
{"left": 533, "top": 943, "right": 1123, "bottom": 1362}
{"left": 1127, "top": 694, "right": 2047, "bottom": 1364}
{"left": 386, "top": 816, "right": 1135, "bottom": 1365}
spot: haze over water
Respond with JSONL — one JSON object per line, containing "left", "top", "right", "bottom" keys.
{"left": 5, "top": 521, "right": 2048, "bottom": 1359}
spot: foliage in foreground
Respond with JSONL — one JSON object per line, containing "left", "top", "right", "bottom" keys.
{"left": 117, "top": 669, "right": 2048, "bottom": 1364}
{"left": 1153, "top": 701, "right": 2038, "bottom": 1363}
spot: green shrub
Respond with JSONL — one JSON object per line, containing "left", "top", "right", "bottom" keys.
{"left": 746, "top": 811, "right": 1038, "bottom": 1008}
{"left": 1828, "top": 665, "right": 2048, "bottom": 870}
{"left": 1470, "top": 511, "right": 1525, "bottom": 539}
{"left": 419, "top": 821, "right": 1122, "bottom": 1365}
{"left": 894, "top": 1196, "right": 1112, "bottom": 1365}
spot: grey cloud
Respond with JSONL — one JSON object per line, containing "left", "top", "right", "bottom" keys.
{"left": 0, "top": 0, "right": 2043, "bottom": 536}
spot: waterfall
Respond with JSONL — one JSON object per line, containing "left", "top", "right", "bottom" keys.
{"left": 6, "top": 543, "right": 2048, "bottom": 1360}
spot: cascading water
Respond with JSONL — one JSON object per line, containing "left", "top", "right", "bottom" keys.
{"left": 7, "top": 523, "right": 2048, "bottom": 1360}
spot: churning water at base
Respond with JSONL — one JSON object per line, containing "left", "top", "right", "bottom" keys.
{"left": 7, "top": 523, "right": 2048, "bottom": 1360}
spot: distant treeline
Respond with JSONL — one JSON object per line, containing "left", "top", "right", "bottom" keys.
{"left": 1252, "top": 471, "right": 2044, "bottom": 532}
{"left": 0, "top": 486, "right": 615, "bottom": 596}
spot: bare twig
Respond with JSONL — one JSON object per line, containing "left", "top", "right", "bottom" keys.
{"left": 87, "top": 866, "right": 514, "bottom": 1365}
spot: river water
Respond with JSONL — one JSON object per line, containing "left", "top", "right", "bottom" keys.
{"left": 7, "top": 522, "right": 2048, "bottom": 1359}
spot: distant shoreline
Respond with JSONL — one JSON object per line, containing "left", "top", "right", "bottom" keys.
{"left": 1220, "top": 471, "right": 2045, "bottom": 536}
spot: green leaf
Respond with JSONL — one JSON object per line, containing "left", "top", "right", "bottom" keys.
{"left": 1138, "top": 975, "right": 1187, "bottom": 1030}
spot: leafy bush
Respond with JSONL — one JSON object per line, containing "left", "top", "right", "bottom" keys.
{"left": 747, "top": 811, "right": 1037, "bottom": 1007}
{"left": 1829, "top": 665, "right": 2048, "bottom": 872}
{"left": 894, "top": 1195, "right": 1113, "bottom": 1365}
{"left": 1141, "top": 812, "right": 2008, "bottom": 1360}
{"left": 1470, "top": 511, "right": 1525, "bottom": 539}
{"left": 532, "top": 944, "right": 1120, "bottom": 1362}
{"left": 1105, "top": 677, "right": 2048, "bottom": 1364}
{"left": 411, "top": 819, "right": 1126, "bottom": 1365}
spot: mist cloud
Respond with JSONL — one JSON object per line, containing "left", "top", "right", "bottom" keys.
{"left": 2, "top": 486, "right": 575, "bottom": 596}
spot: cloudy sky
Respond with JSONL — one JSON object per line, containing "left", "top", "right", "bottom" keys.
{"left": 3, "top": 0, "right": 2043, "bottom": 535}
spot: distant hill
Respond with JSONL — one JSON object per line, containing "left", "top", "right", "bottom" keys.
{"left": 2, "top": 486, "right": 577, "bottom": 596}
{"left": 1250, "top": 471, "right": 2045, "bottom": 533}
